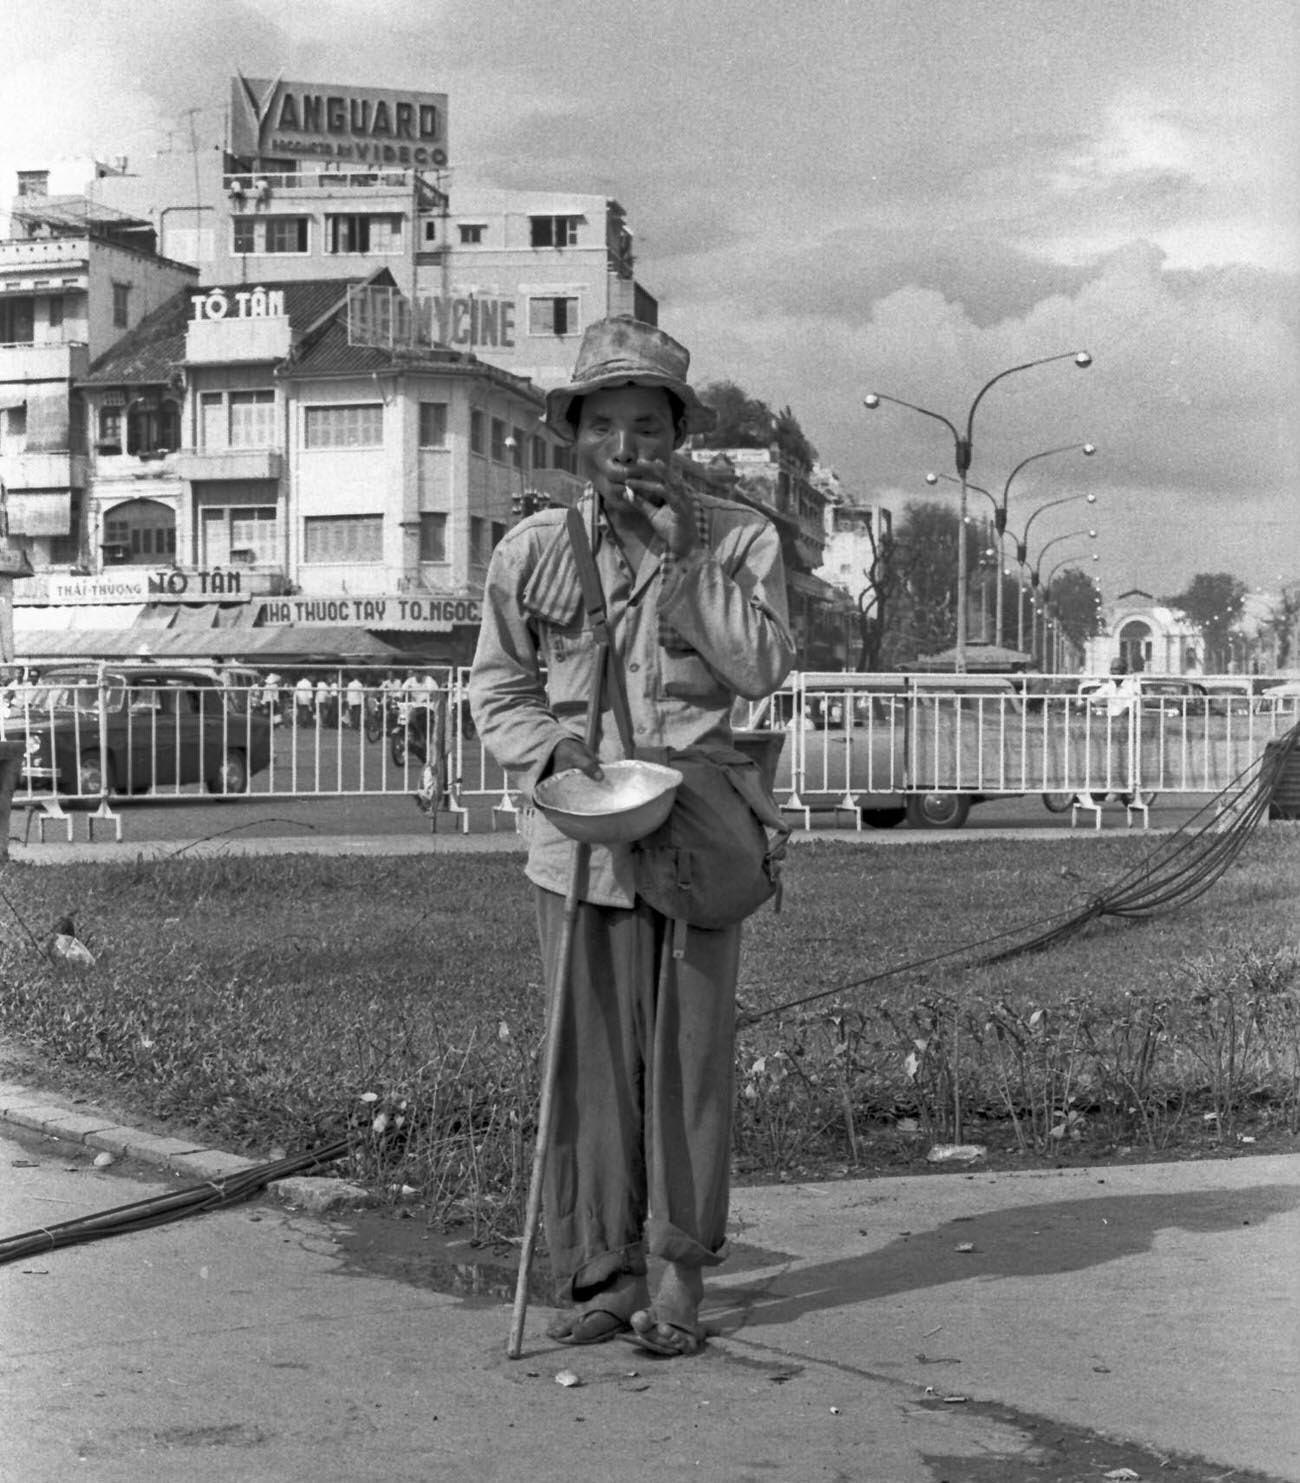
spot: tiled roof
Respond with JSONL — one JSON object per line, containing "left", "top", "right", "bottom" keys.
{"left": 80, "top": 274, "right": 544, "bottom": 404}
{"left": 282, "top": 317, "right": 544, "bottom": 403}
{"left": 78, "top": 291, "right": 193, "bottom": 386}
{"left": 79, "top": 278, "right": 362, "bottom": 386}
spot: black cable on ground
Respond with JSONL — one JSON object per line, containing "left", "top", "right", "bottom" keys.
{"left": 0, "top": 1136, "right": 352, "bottom": 1268}
{"left": 742, "top": 720, "right": 1299, "bottom": 1024}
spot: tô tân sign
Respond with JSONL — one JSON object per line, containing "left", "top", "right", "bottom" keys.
{"left": 40, "top": 569, "right": 249, "bottom": 605}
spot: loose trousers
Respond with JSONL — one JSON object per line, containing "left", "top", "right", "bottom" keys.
{"left": 534, "top": 887, "right": 740, "bottom": 1301}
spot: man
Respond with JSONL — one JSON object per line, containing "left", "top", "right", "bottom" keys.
{"left": 469, "top": 317, "right": 794, "bottom": 1357}
{"left": 1098, "top": 656, "right": 1139, "bottom": 718}
{"left": 345, "top": 673, "right": 365, "bottom": 729}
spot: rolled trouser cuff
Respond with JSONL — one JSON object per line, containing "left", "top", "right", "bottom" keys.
{"left": 646, "top": 1215, "right": 730, "bottom": 1269}
{"left": 563, "top": 1242, "right": 649, "bottom": 1303}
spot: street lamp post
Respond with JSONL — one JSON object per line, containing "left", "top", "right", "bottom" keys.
{"left": 1040, "top": 552, "right": 1100, "bottom": 670}
{"left": 1007, "top": 494, "right": 1098, "bottom": 650}
{"left": 926, "top": 441, "right": 1095, "bottom": 648}
{"left": 1023, "top": 528, "right": 1098, "bottom": 657}
{"left": 865, "top": 350, "right": 1092, "bottom": 671}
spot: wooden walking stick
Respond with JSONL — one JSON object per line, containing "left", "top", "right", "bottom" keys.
{"left": 507, "top": 617, "right": 608, "bottom": 1359}
{"left": 505, "top": 832, "right": 590, "bottom": 1358}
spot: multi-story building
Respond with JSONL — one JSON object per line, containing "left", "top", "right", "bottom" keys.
{"left": 13, "top": 273, "right": 580, "bottom": 665}
{"left": 684, "top": 445, "right": 854, "bottom": 669}
{"left": 0, "top": 186, "right": 197, "bottom": 587}
{"left": 815, "top": 467, "right": 893, "bottom": 636}
{"left": 77, "top": 75, "right": 656, "bottom": 390}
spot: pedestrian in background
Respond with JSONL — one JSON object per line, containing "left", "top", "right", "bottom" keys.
{"left": 346, "top": 673, "right": 365, "bottom": 729}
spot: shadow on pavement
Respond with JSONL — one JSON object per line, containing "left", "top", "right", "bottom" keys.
{"left": 714, "top": 1182, "right": 1300, "bottom": 1330}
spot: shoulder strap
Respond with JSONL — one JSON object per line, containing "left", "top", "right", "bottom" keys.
{"left": 565, "top": 504, "right": 636, "bottom": 756}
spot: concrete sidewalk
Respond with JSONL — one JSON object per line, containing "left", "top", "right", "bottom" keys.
{"left": 2, "top": 1073, "right": 1296, "bottom": 1483}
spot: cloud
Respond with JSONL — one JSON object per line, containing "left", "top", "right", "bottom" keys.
{"left": 670, "top": 238, "right": 1298, "bottom": 594}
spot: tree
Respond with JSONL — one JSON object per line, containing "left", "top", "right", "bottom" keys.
{"left": 854, "top": 516, "right": 904, "bottom": 671}
{"left": 1262, "top": 583, "right": 1300, "bottom": 671}
{"left": 875, "top": 501, "right": 988, "bottom": 664}
{"left": 696, "top": 382, "right": 818, "bottom": 471}
{"left": 1165, "top": 572, "right": 1247, "bottom": 671}
{"left": 1048, "top": 567, "right": 1103, "bottom": 652}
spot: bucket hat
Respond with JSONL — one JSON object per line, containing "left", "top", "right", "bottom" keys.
{"left": 543, "top": 316, "right": 717, "bottom": 441}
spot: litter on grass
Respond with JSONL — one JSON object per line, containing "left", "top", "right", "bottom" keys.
{"left": 926, "top": 1144, "right": 987, "bottom": 1164}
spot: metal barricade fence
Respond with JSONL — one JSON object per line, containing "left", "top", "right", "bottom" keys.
{"left": 2, "top": 665, "right": 1293, "bottom": 834}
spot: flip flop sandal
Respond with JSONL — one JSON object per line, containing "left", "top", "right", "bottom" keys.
{"left": 622, "top": 1315, "right": 706, "bottom": 1358}
{"left": 547, "top": 1308, "right": 634, "bottom": 1346}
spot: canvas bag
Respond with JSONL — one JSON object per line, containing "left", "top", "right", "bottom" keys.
{"left": 565, "top": 506, "right": 790, "bottom": 948}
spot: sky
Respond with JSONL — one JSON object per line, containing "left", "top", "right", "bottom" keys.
{"left": 2, "top": 0, "right": 1297, "bottom": 607}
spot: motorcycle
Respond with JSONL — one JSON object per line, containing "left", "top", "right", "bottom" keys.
{"left": 390, "top": 696, "right": 445, "bottom": 766}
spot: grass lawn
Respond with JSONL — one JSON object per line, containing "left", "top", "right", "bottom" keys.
{"left": 1, "top": 824, "right": 1297, "bottom": 1239}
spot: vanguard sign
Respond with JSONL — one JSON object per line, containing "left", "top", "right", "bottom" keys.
{"left": 229, "top": 74, "right": 449, "bottom": 169}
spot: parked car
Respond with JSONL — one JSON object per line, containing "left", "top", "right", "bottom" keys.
{"left": 1075, "top": 674, "right": 1209, "bottom": 717}
{"left": 1259, "top": 678, "right": 1300, "bottom": 717}
{"left": 12, "top": 665, "right": 273, "bottom": 798}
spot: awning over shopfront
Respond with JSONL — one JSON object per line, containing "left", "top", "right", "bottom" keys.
{"left": 12, "top": 621, "right": 413, "bottom": 666}
{"left": 787, "top": 570, "right": 851, "bottom": 604}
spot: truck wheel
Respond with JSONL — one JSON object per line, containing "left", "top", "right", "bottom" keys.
{"left": 1041, "top": 792, "right": 1076, "bottom": 813}
{"left": 861, "top": 807, "right": 907, "bottom": 829}
{"left": 905, "top": 792, "right": 971, "bottom": 829}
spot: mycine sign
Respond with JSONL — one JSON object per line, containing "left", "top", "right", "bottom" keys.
{"left": 230, "top": 74, "right": 449, "bottom": 170}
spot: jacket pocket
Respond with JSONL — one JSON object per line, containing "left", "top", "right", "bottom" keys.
{"left": 540, "top": 621, "right": 600, "bottom": 707}
{"left": 659, "top": 648, "right": 727, "bottom": 703}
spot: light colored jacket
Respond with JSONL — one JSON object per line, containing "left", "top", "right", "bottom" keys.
{"left": 469, "top": 488, "right": 794, "bottom": 905}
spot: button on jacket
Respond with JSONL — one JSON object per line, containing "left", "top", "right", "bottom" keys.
{"left": 469, "top": 487, "right": 795, "bottom": 906}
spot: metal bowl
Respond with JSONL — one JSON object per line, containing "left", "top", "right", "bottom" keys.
{"left": 533, "top": 759, "right": 682, "bottom": 844}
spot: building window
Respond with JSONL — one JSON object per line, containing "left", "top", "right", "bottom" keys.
{"left": 303, "top": 514, "right": 383, "bottom": 563}
{"left": 469, "top": 409, "right": 485, "bottom": 456}
{"left": 470, "top": 516, "right": 488, "bottom": 566}
{"left": 418, "top": 512, "right": 447, "bottom": 562}
{"left": 126, "top": 399, "right": 181, "bottom": 455}
{"left": 48, "top": 295, "right": 63, "bottom": 330}
{"left": 528, "top": 296, "right": 579, "bottom": 337}
{"left": 201, "top": 506, "right": 278, "bottom": 566}
{"left": 510, "top": 428, "right": 526, "bottom": 468}
{"left": 97, "top": 407, "right": 123, "bottom": 454}
{"left": 418, "top": 401, "right": 448, "bottom": 448}
{"left": 458, "top": 223, "right": 485, "bottom": 244}
{"left": 490, "top": 418, "right": 507, "bottom": 463}
{"left": 198, "top": 389, "right": 276, "bottom": 449}
{"left": 303, "top": 403, "right": 383, "bottom": 449}
{"left": 49, "top": 491, "right": 83, "bottom": 565}
{"left": 112, "top": 282, "right": 130, "bottom": 328}
{"left": 326, "top": 213, "right": 404, "bottom": 254}
{"left": 422, "top": 219, "right": 437, "bottom": 244}
{"left": 0, "top": 297, "right": 34, "bottom": 344}
{"left": 529, "top": 214, "right": 580, "bottom": 248}
{"left": 229, "top": 390, "right": 276, "bottom": 448}
{"left": 102, "top": 499, "right": 176, "bottom": 565}
{"left": 491, "top": 521, "right": 507, "bottom": 551}
{"left": 531, "top": 435, "right": 548, "bottom": 471}
{"left": 232, "top": 215, "right": 310, "bottom": 255}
